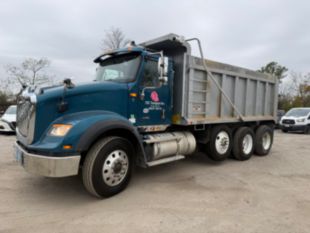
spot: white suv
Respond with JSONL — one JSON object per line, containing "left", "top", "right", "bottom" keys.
{"left": 280, "top": 107, "right": 310, "bottom": 134}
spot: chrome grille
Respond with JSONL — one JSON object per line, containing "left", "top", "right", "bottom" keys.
{"left": 282, "top": 119, "right": 295, "bottom": 125}
{"left": 17, "top": 97, "right": 36, "bottom": 144}
{"left": 17, "top": 99, "right": 31, "bottom": 136}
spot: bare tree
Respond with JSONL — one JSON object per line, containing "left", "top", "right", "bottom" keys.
{"left": 278, "top": 72, "right": 310, "bottom": 110}
{"left": 5, "top": 58, "right": 54, "bottom": 92}
{"left": 101, "top": 27, "right": 130, "bottom": 51}
{"left": 290, "top": 72, "right": 310, "bottom": 106}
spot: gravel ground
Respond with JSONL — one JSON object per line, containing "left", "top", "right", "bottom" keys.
{"left": 0, "top": 130, "right": 309, "bottom": 233}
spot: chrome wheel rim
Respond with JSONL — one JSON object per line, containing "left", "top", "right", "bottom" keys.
{"left": 215, "top": 131, "right": 230, "bottom": 154}
{"left": 262, "top": 132, "right": 271, "bottom": 150}
{"left": 102, "top": 150, "right": 129, "bottom": 187}
{"left": 242, "top": 134, "right": 253, "bottom": 154}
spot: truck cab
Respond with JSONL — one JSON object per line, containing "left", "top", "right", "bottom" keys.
{"left": 94, "top": 48, "right": 173, "bottom": 127}
{"left": 15, "top": 42, "right": 188, "bottom": 197}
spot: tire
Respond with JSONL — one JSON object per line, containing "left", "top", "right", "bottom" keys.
{"left": 304, "top": 125, "right": 310, "bottom": 134}
{"left": 206, "top": 125, "right": 232, "bottom": 161}
{"left": 232, "top": 127, "right": 255, "bottom": 161}
{"left": 281, "top": 128, "right": 288, "bottom": 133}
{"left": 82, "top": 136, "right": 134, "bottom": 198}
{"left": 254, "top": 125, "right": 274, "bottom": 156}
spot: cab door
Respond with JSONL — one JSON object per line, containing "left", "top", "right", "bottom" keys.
{"left": 136, "top": 57, "right": 171, "bottom": 127}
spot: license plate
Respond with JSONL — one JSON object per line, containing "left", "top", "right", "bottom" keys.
{"left": 15, "top": 146, "right": 24, "bottom": 166}
{"left": 284, "top": 124, "right": 289, "bottom": 128}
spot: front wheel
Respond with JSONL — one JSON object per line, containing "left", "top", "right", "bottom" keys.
{"left": 82, "top": 136, "right": 134, "bottom": 198}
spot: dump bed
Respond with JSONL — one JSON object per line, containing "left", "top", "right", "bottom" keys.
{"left": 141, "top": 34, "right": 278, "bottom": 125}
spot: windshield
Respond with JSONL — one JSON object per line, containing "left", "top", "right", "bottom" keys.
{"left": 5, "top": 106, "right": 16, "bottom": 115}
{"left": 96, "top": 53, "right": 141, "bottom": 83}
{"left": 285, "top": 108, "right": 310, "bottom": 117}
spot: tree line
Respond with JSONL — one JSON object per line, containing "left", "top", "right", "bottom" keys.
{"left": 258, "top": 62, "right": 310, "bottom": 111}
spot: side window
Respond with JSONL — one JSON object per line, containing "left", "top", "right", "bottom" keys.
{"left": 142, "top": 59, "right": 159, "bottom": 87}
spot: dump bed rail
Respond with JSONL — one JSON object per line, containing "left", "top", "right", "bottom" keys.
{"left": 180, "top": 56, "right": 278, "bottom": 125}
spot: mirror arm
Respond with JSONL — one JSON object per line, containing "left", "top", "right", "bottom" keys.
{"left": 159, "top": 51, "right": 164, "bottom": 79}
{"left": 140, "top": 86, "right": 157, "bottom": 100}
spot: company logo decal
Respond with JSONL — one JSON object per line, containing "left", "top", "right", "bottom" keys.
{"left": 150, "top": 91, "right": 159, "bottom": 102}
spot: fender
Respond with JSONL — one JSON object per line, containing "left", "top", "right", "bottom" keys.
{"left": 76, "top": 119, "right": 142, "bottom": 151}
{"left": 73, "top": 112, "right": 148, "bottom": 167}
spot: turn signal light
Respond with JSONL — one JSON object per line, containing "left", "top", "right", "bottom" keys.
{"left": 63, "top": 145, "right": 73, "bottom": 150}
{"left": 130, "top": 93, "right": 137, "bottom": 97}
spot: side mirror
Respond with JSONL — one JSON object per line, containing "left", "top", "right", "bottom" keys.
{"left": 158, "top": 55, "right": 169, "bottom": 85}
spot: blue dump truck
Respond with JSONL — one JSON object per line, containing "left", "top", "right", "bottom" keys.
{"left": 15, "top": 34, "right": 278, "bottom": 198}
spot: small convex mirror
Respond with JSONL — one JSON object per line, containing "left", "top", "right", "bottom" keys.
{"left": 159, "top": 76, "right": 168, "bottom": 85}
{"left": 158, "top": 56, "right": 169, "bottom": 76}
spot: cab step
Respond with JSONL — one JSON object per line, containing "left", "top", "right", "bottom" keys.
{"left": 143, "top": 135, "right": 183, "bottom": 144}
{"left": 146, "top": 155, "right": 185, "bottom": 167}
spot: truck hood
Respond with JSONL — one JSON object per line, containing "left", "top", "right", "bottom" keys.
{"left": 281, "top": 116, "right": 307, "bottom": 120}
{"left": 33, "top": 81, "right": 129, "bottom": 142}
{"left": 38, "top": 81, "right": 128, "bottom": 101}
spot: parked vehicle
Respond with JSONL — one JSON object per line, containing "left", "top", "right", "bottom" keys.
{"left": 0, "top": 105, "right": 16, "bottom": 133}
{"left": 280, "top": 108, "right": 310, "bottom": 134}
{"left": 276, "top": 109, "right": 285, "bottom": 128}
{"left": 14, "top": 34, "right": 278, "bottom": 198}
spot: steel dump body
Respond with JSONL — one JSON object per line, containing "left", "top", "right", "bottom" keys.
{"left": 141, "top": 34, "right": 278, "bottom": 125}
{"left": 182, "top": 56, "right": 278, "bottom": 124}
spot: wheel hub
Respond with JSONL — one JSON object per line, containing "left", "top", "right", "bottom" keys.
{"left": 262, "top": 132, "right": 271, "bottom": 150}
{"left": 113, "top": 162, "right": 123, "bottom": 174}
{"left": 102, "top": 150, "right": 129, "bottom": 187}
{"left": 215, "top": 131, "right": 230, "bottom": 154}
{"left": 242, "top": 134, "right": 253, "bottom": 154}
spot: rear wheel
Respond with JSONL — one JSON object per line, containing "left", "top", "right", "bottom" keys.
{"left": 281, "top": 128, "right": 288, "bottom": 133}
{"left": 254, "top": 125, "right": 274, "bottom": 156}
{"left": 232, "top": 127, "right": 254, "bottom": 161}
{"left": 82, "top": 136, "right": 133, "bottom": 198}
{"left": 206, "top": 125, "right": 232, "bottom": 161}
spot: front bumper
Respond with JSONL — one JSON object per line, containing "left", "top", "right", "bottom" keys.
{"left": 281, "top": 124, "right": 307, "bottom": 132}
{"left": 14, "top": 142, "right": 81, "bottom": 177}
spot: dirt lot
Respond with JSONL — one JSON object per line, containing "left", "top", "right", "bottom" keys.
{"left": 0, "top": 131, "right": 309, "bottom": 233}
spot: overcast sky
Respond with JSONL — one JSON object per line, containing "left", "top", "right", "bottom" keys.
{"left": 0, "top": 0, "right": 309, "bottom": 84}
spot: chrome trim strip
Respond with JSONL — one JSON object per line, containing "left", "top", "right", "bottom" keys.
{"left": 14, "top": 142, "right": 81, "bottom": 178}
{"left": 138, "top": 124, "right": 169, "bottom": 132}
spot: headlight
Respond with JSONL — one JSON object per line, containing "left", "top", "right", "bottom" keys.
{"left": 49, "top": 124, "right": 72, "bottom": 137}
{"left": 296, "top": 118, "right": 306, "bottom": 123}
